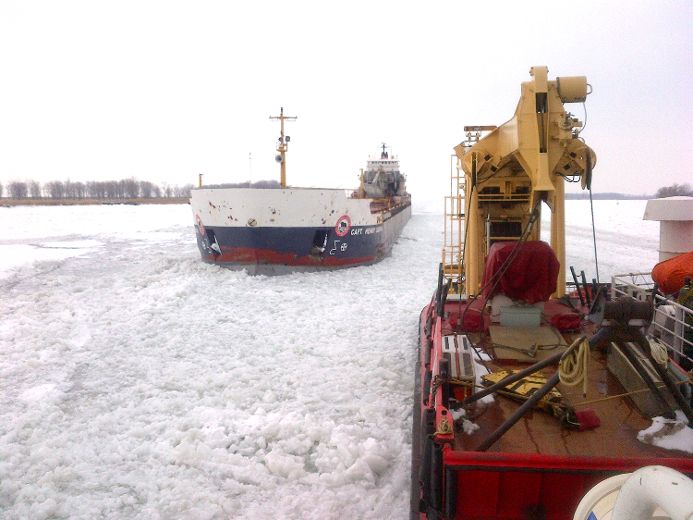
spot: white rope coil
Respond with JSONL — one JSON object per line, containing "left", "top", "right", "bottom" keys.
{"left": 649, "top": 338, "right": 669, "bottom": 366}
{"left": 559, "top": 337, "right": 590, "bottom": 396}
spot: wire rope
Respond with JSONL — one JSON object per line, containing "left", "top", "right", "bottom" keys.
{"left": 588, "top": 186, "right": 600, "bottom": 284}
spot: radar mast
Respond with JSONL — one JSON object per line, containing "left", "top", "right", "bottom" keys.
{"left": 269, "top": 107, "right": 297, "bottom": 188}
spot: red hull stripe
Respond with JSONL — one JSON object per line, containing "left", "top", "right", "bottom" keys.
{"left": 203, "top": 247, "right": 375, "bottom": 267}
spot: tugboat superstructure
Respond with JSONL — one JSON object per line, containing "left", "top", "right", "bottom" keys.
{"left": 411, "top": 67, "right": 693, "bottom": 520}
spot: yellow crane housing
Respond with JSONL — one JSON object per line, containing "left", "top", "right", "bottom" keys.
{"left": 444, "top": 66, "right": 596, "bottom": 298}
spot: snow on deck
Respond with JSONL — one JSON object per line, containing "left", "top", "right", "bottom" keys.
{"left": 0, "top": 200, "right": 660, "bottom": 519}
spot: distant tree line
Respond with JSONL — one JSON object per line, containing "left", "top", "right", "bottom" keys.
{"left": 562, "top": 183, "right": 693, "bottom": 200}
{"left": 655, "top": 183, "right": 693, "bottom": 198}
{"left": 565, "top": 192, "right": 651, "bottom": 200}
{"left": 0, "top": 178, "right": 194, "bottom": 200}
{"left": 202, "top": 180, "right": 281, "bottom": 189}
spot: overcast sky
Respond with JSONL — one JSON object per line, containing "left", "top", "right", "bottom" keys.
{"left": 1, "top": 0, "right": 691, "bottom": 204}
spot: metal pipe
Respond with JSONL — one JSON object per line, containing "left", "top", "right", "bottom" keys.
{"left": 581, "top": 270, "right": 592, "bottom": 307}
{"left": 419, "top": 409, "right": 436, "bottom": 505}
{"left": 461, "top": 334, "right": 587, "bottom": 407}
{"left": 436, "top": 280, "right": 450, "bottom": 318}
{"left": 435, "top": 264, "right": 445, "bottom": 317}
{"left": 462, "top": 328, "right": 612, "bottom": 451}
{"left": 477, "top": 372, "right": 561, "bottom": 451}
{"left": 612, "top": 339, "right": 676, "bottom": 420}
{"left": 570, "top": 266, "right": 585, "bottom": 306}
{"left": 631, "top": 328, "right": 693, "bottom": 423}
{"left": 460, "top": 349, "right": 565, "bottom": 406}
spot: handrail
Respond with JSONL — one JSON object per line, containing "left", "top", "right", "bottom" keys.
{"left": 611, "top": 273, "right": 693, "bottom": 365}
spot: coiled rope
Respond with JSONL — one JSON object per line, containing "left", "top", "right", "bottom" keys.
{"left": 559, "top": 336, "right": 591, "bottom": 397}
{"left": 649, "top": 338, "right": 669, "bottom": 366}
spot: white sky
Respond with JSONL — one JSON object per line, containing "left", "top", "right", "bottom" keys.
{"left": 1, "top": 0, "right": 691, "bottom": 203}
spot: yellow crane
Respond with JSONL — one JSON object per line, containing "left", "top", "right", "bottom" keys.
{"left": 445, "top": 66, "right": 596, "bottom": 298}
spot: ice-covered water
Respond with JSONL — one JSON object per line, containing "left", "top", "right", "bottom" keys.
{"left": 0, "top": 200, "right": 664, "bottom": 519}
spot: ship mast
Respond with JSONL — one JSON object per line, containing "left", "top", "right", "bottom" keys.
{"left": 269, "top": 107, "right": 297, "bottom": 188}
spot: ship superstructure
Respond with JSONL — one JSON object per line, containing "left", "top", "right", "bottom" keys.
{"left": 359, "top": 143, "right": 408, "bottom": 199}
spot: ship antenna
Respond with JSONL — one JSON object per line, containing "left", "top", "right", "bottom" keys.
{"left": 269, "top": 107, "right": 297, "bottom": 188}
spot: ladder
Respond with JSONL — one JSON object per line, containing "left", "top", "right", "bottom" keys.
{"left": 442, "top": 154, "right": 465, "bottom": 297}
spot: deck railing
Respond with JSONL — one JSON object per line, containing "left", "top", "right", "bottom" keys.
{"left": 611, "top": 273, "right": 693, "bottom": 366}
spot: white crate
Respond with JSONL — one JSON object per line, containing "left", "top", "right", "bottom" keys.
{"left": 442, "top": 335, "right": 476, "bottom": 382}
{"left": 500, "top": 304, "right": 541, "bottom": 328}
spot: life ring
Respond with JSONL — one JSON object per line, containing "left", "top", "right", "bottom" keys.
{"left": 335, "top": 215, "right": 351, "bottom": 237}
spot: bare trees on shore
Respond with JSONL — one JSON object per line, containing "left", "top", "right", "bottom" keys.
{"left": 6, "top": 181, "right": 28, "bottom": 199}
{"left": 1, "top": 178, "right": 194, "bottom": 200}
{"left": 655, "top": 183, "right": 693, "bottom": 198}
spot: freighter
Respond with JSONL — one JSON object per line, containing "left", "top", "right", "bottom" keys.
{"left": 411, "top": 67, "right": 693, "bottom": 519}
{"left": 190, "top": 108, "right": 411, "bottom": 273}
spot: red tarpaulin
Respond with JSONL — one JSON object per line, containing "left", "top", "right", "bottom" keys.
{"left": 652, "top": 251, "right": 693, "bottom": 295}
{"left": 482, "top": 241, "right": 559, "bottom": 304}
